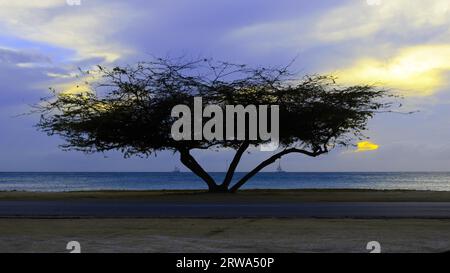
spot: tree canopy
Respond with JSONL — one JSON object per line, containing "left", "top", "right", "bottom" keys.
{"left": 36, "top": 58, "right": 395, "bottom": 193}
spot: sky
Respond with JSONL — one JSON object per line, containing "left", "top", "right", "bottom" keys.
{"left": 1, "top": 0, "right": 450, "bottom": 172}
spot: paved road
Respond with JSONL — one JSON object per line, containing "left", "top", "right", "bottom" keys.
{"left": 0, "top": 201, "right": 450, "bottom": 218}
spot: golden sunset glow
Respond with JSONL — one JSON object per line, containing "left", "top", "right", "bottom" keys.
{"left": 356, "top": 141, "right": 379, "bottom": 152}
{"left": 58, "top": 83, "right": 92, "bottom": 95}
{"left": 336, "top": 45, "right": 450, "bottom": 96}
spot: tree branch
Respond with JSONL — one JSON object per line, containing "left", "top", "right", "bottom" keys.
{"left": 221, "top": 141, "right": 250, "bottom": 188}
{"left": 179, "top": 149, "right": 218, "bottom": 190}
{"left": 229, "top": 148, "right": 327, "bottom": 193}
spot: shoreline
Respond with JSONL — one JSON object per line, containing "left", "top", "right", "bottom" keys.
{"left": 1, "top": 189, "right": 450, "bottom": 202}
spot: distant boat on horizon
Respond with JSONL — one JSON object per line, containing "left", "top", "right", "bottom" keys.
{"left": 173, "top": 166, "right": 181, "bottom": 173}
{"left": 276, "top": 160, "right": 286, "bottom": 173}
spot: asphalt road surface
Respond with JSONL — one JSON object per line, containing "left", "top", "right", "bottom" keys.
{"left": 0, "top": 201, "right": 450, "bottom": 218}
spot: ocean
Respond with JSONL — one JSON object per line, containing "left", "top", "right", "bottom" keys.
{"left": 0, "top": 172, "right": 449, "bottom": 192}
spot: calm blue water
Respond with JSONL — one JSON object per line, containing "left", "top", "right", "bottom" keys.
{"left": 0, "top": 172, "right": 449, "bottom": 192}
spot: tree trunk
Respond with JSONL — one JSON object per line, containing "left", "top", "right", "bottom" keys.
{"left": 179, "top": 147, "right": 326, "bottom": 193}
{"left": 208, "top": 183, "right": 232, "bottom": 193}
{"left": 221, "top": 141, "right": 250, "bottom": 189}
{"left": 179, "top": 149, "right": 218, "bottom": 191}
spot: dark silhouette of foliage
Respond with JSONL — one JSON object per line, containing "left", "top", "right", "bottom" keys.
{"left": 36, "top": 58, "right": 395, "bottom": 193}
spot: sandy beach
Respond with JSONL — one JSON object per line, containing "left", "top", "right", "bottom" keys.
{"left": 0, "top": 189, "right": 449, "bottom": 253}
{"left": 0, "top": 218, "right": 449, "bottom": 253}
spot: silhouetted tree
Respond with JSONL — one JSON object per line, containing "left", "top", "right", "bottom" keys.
{"left": 36, "top": 58, "right": 395, "bottom": 193}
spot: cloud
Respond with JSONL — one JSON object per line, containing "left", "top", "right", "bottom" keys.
{"left": 228, "top": 0, "right": 450, "bottom": 56}
{"left": 227, "top": 0, "right": 450, "bottom": 97}
{"left": 314, "top": 0, "right": 450, "bottom": 43}
{"left": 0, "top": 0, "right": 136, "bottom": 63}
{"left": 0, "top": 47, "right": 51, "bottom": 66}
{"left": 356, "top": 141, "right": 379, "bottom": 152}
{"left": 0, "top": 0, "right": 62, "bottom": 8}
{"left": 0, "top": 0, "right": 149, "bottom": 101}
{"left": 36, "top": 66, "right": 105, "bottom": 96}
{"left": 334, "top": 45, "right": 450, "bottom": 96}
{"left": 231, "top": 0, "right": 450, "bottom": 47}
{"left": 46, "top": 72, "right": 78, "bottom": 79}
